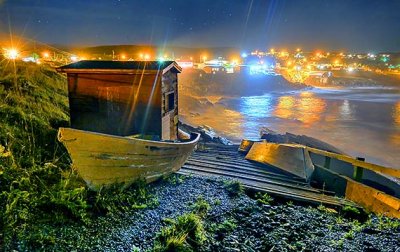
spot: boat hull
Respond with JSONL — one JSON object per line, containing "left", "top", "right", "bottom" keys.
{"left": 58, "top": 127, "right": 200, "bottom": 190}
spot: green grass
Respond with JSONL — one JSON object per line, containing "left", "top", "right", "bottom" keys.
{"left": 209, "top": 218, "right": 237, "bottom": 234}
{"left": 0, "top": 61, "right": 156, "bottom": 249}
{"left": 223, "top": 180, "right": 244, "bottom": 197}
{"left": 191, "top": 196, "right": 211, "bottom": 217}
{"left": 154, "top": 213, "right": 206, "bottom": 252}
{"left": 255, "top": 192, "right": 274, "bottom": 205}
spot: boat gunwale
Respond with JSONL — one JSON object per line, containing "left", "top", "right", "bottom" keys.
{"left": 58, "top": 127, "right": 201, "bottom": 146}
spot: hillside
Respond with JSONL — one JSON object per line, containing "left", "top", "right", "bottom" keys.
{"left": 0, "top": 61, "right": 155, "bottom": 250}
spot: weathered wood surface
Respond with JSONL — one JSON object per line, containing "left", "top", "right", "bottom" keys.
{"left": 179, "top": 144, "right": 357, "bottom": 208}
{"left": 313, "top": 165, "right": 400, "bottom": 218}
{"left": 308, "top": 147, "right": 400, "bottom": 178}
{"left": 245, "top": 142, "right": 315, "bottom": 182}
{"left": 67, "top": 73, "right": 163, "bottom": 136}
{"left": 58, "top": 127, "right": 200, "bottom": 190}
{"left": 161, "top": 70, "right": 178, "bottom": 140}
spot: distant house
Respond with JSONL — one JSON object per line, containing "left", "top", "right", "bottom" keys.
{"left": 57, "top": 60, "right": 182, "bottom": 140}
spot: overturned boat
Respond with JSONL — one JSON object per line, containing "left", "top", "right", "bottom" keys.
{"left": 242, "top": 140, "right": 400, "bottom": 218}
{"left": 57, "top": 60, "right": 199, "bottom": 189}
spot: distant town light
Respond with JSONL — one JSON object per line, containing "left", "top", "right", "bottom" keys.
{"left": 4, "top": 48, "right": 19, "bottom": 60}
{"left": 144, "top": 54, "right": 150, "bottom": 60}
{"left": 241, "top": 52, "right": 248, "bottom": 58}
{"left": 70, "top": 56, "right": 78, "bottom": 62}
{"left": 121, "top": 54, "right": 126, "bottom": 60}
{"left": 42, "top": 52, "right": 50, "bottom": 58}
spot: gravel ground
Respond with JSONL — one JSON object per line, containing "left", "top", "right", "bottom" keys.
{"left": 24, "top": 175, "right": 400, "bottom": 252}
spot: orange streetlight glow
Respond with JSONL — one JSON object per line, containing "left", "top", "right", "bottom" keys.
{"left": 42, "top": 52, "right": 50, "bottom": 58}
{"left": 4, "top": 48, "right": 19, "bottom": 60}
{"left": 121, "top": 54, "right": 126, "bottom": 60}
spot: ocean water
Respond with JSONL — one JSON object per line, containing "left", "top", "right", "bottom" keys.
{"left": 180, "top": 76, "right": 400, "bottom": 168}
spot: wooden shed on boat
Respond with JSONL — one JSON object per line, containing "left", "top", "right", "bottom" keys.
{"left": 57, "top": 60, "right": 182, "bottom": 140}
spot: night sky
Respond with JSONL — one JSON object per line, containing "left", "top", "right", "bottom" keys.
{"left": 0, "top": 0, "right": 399, "bottom": 52}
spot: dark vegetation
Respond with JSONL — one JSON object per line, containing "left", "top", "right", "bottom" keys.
{"left": 0, "top": 61, "right": 156, "bottom": 250}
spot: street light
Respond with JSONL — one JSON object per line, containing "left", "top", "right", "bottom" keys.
{"left": 42, "top": 52, "right": 50, "bottom": 58}
{"left": 4, "top": 48, "right": 19, "bottom": 60}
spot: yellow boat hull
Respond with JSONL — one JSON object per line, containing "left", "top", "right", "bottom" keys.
{"left": 58, "top": 127, "right": 200, "bottom": 190}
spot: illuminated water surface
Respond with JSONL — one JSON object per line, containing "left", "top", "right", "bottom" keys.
{"left": 181, "top": 86, "right": 400, "bottom": 168}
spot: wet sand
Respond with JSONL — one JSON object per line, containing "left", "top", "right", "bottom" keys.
{"left": 179, "top": 70, "right": 400, "bottom": 168}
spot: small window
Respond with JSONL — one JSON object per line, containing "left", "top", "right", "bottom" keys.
{"left": 166, "top": 92, "right": 175, "bottom": 112}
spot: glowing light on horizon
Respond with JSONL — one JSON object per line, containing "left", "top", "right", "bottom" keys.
{"left": 4, "top": 48, "right": 19, "bottom": 60}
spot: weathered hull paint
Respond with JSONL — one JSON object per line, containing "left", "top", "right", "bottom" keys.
{"left": 58, "top": 127, "right": 200, "bottom": 190}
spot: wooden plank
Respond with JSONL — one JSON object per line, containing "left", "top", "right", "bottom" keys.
{"left": 185, "top": 159, "right": 307, "bottom": 183}
{"left": 346, "top": 180, "right": 400, "bottom": 218}
{"left": 178, "top": 170, "right": 355, "bottom": 207}
{"left": 245, "top": 142, "right": 315, "bottom": 181}
{"left": 313, "top": 164, "right": 400, "bottom": 218}
{"left": 308, "top": 147, "right": 400, "bottom": 178}
{"left": 181, "top": 164, "right": 323, "bottom": 194}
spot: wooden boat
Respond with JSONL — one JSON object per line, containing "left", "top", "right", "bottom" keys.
{"left": 58, "top": 127, "right": 200, "bottom": 190}
{"left": 242, "top": 139, "right": 400, "bottom": 218}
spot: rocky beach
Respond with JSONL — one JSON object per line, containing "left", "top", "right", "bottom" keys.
{"left": 13, "top": 174, "right": 400, "bottom": 251}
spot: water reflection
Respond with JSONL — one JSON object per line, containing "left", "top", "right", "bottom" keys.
{"left": 274, "top": 92, "right": 326, "bottom": 126}
{"left": 274, "top": 96, "right": 295, "bottom": 119}
{"left": 240, "top": 95, "right": 273, "bottom": 118}
{"left": 393, "top": 102, "right": 400, "bottom": 126}
{"left": 340, "top": 100, "right": 353, "bottom": 120}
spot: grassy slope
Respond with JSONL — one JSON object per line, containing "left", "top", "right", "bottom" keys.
{"left": 0, "top": 60, "right": 154, "bottom": 250}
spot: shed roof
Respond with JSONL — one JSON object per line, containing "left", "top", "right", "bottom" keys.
{"left": 57, "top": 60, "right": 182, "bottom": 74}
